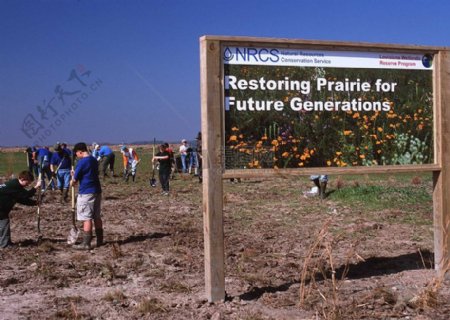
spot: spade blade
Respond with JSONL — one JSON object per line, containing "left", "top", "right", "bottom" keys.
{"left": 67, "top": 227, "right": 80, "bottom": 245}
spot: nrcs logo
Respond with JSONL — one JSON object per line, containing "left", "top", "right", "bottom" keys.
{"left": 422, "top": 54, "right": 433, "bottom": 68}
{"left": 223, "top": 47, "right": 280, "bottom": 63}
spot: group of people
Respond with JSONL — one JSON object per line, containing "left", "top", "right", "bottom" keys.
{"left": 1, "top": 133, "right": 204, "bottom": 250}
{"left": 1, "top": 142, "right": 103, "bottom": 250}
{"left": 88, "top": 143, "right": 142, "bottom": 183}
{"left": 2, "top": 132, "right": 328, "bottom": 250}
{"left": 25, "top": 143, "right": 73, "bottom": 202}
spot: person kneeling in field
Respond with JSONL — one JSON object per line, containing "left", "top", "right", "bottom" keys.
{"left": 0, "top": 171, "right": 41, "bottom": 248}
{"left": 304, "top": 175, "right": 328, "bottom": 199}
{"left": 71, "top": 142, "right": 104, "bottom": 250}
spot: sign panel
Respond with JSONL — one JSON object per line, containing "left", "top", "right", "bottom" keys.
{"left": 223, "top": 46, "right": 434, "bottom": 69}
{"left": 224, "top": 46, "right": 434, "bottom": 169}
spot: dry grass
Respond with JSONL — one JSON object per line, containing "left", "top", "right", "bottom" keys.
{"left": 409, "top": 261, "right": 450, "bottom": 310}
{"left": 111, "top": 242, "right": 123, "bottom": 259}
{"left": 103, "top": 288, "right": 127, "bottom": 303}
{"left": 299, "top": 218, "right": 448, "bottom": 319}
{"left": 335, "top": 177, "right": 344, "bottom": 190}
{"left": 53, "top": 296, "right": 85, "bottom": 319}
{"left": 137, "top": 297, "right": 168, "bottom": 314}
{"left": 411, "top": 175, "right": 422, "bottom": 185}
{"left": 37, "top": 240, "right": 57, "bottom": 253}
{"left": 99, "top": 261, "right": 116, "bottom": 280}
{"left": 299, "top": 218, "right": 362, "bottom": 319}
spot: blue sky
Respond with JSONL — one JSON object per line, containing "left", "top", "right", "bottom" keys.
{"left": 0, "top": 0, "right": 449, "bottom": 147}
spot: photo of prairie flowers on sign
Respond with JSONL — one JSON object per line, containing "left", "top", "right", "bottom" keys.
{"left": 224, "top": 65, "right": 433, "bottom": 169}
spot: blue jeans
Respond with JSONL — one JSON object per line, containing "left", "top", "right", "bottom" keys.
{"left": 181, "top": 154, "right": 187, "bottom": 173}
{"left": 0, "top": 218, "right": 11, "bottom": 248}
{"left": 57, "top": 169, "right": 71, "bottom": 189}
{"left": 189, "top": 152, "right": 198, "bottom": 172}
{"left": 159, "top": 171, "right": 170, "bottom": 191}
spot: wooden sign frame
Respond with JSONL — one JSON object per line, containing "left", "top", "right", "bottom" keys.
{"left": 200, "top": 35, "right": 450, "bottom": 302}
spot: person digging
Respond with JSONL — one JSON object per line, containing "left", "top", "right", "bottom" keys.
{"left": 120, "top": 146, "right": 140, "bottom": 182}
{"left": 70, "top": 142, "right": 104, "bottom": 250}
{"left": 50, "top": 143, "right": 72, "bottom": 203}
{"left": 0, "top": 171, "right": 42, "bottom": 248}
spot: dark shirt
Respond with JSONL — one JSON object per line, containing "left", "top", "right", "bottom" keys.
{"left": 50, "top": 150, "right": 72, "bottom": 170}
{"left": 26, "top": 147, "right": 36, "bottom": 162}
{"left": 156, "top": 151, "right": 171, "bottom": 173}
{"left": 0, "top": 179, "right": 37, "bottom": 219}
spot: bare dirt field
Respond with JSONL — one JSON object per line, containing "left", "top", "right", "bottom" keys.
{"left": 1, "top": 172, "right": 450, "bottom": 319}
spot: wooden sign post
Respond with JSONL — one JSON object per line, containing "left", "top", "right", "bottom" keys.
{"left": 200, "top": 35, "right": 450, "bottom": 302}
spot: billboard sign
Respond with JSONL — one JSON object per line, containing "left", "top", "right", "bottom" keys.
{"left": 224, "top": 46, "right": 434, "bottom": 169}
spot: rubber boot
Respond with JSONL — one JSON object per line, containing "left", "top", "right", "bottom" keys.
{"left": 63, "top": 188, "right": 69, "bottom": 202}
{"left": 320, "top": 181, "right": 327, "bottom": 199}
{"left": 132, "top": 174, "right": 135, "bottom": 182}
{"left": 73, "top": 231, "right": 92, "bottom": 250}
{"left": 95, "top": 228, "right": 104, "bottom": 247}
{"left": 59, "top": 189, "right": 64, "bottom": 203}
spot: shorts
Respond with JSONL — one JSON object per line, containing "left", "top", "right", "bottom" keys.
{"left": 310, "top": 175, "right": 328, "bottom": 182}
{"left": 77, "top": 193, "right": 102, "bottom": 221}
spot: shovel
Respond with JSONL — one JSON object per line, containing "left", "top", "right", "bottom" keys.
{"left": 150, "top": 167, "right": 157, "bottom": 187}
{"left": 50, "top": 159, "right": 64, "bottom": 190}
{"left": 36, "top": 171, "right": 43, "bottom": 241}
{"left": 67, "top": 183, "right": 80, "bottom": 244}
{"left": 67, "top": 161, "right": 80, "bottom": 245}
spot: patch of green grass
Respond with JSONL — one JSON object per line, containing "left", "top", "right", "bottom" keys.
{"left": 331, "top": 184, "right": 431, "bottom": 212}
{"left": 0, "top": 151, "right": 28, "bottom": 177}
